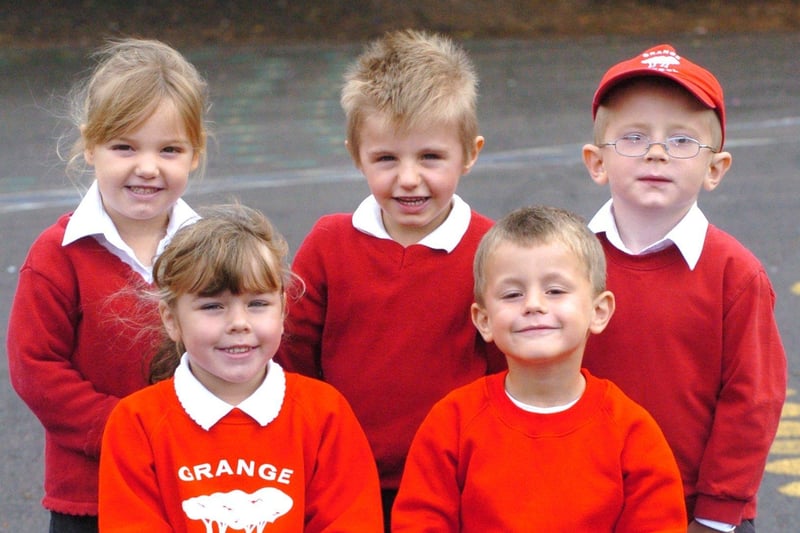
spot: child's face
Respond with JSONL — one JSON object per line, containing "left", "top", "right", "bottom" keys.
{"left": 471, "top": 241, "right": 613, "bottom": 369}
{"left": 583, "top": 82, "right": 730, "bottom": 222}
{"left": 85, "top": 99, "right": 199, "bottom": 236}
{"left": 355, "top": 113, "right": 483, "bottom": 246}
{"left": 160, "top": 289, "right": 284, "bottom": 405}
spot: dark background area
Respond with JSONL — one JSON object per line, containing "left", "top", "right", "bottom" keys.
{"left": 2, "top": 0, "right": 800, "bottom": 49}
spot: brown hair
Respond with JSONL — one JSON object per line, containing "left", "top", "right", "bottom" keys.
{"left": 341, "top": 29, "right": 479, "bottom": 165}
{"left": 473, "top": 205, "right": 607, "bottom": 306}
{"left": 149, "top": 204, "right": 291, "bottom": 383}
{"left": 66, "top": 38, "right": 209, "bottom": 183}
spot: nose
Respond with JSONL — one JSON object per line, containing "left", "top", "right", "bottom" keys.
{"left": 227, "top": 304, "right": 251, "bottom": 332}
{"left": 644, "top": 141, "right": 669, "bottom": 161}
{"left": 396, "top": 161, "right": 421, "bottom": 189}
{"left": 135, "top": 154, "right": 160, "bottom": 178}
{"left": 524, "top": 292, "right": 546, "bottom": 314}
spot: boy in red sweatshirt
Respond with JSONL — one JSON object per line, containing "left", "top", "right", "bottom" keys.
{"left": 274, "top": 29, "right": 505, "bottom": 531}
{"left": 581, "top": 44, "right": 787, "bottom": 532}
{"left": 393, "top": 205, "right": 687, "bottom": 532}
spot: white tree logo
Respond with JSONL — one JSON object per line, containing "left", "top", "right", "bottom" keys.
{"left": 182, "top": 487, "right": 294, "bottom": 533}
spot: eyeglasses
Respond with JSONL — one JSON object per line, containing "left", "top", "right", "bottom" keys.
{"left": 599, "top": 134, "right": 717, "bottom": 159}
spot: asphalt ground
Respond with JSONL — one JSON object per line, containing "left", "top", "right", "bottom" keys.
{"left": 1, "top": 33, "right": 799, "bottom": 530}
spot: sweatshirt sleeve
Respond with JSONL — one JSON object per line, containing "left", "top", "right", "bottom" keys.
{"left": 693, "top": 268, "right": 786, "bottom": 523}
{"left": 275, "top": 220, "right": 327, "bottom": 378}
{"left": 302, "top": 384, "right": 383, "bottom": 532}
{"left": 98, "top": 397, "right": 173, "bottom": 532}
{"left": 615, "top": 401, "right": 688, "bottom": 532}
{"left": 7, "top": 235, "right": 118, "bottom": 459}
{"left": 392, "top": 399, "right": 461, "bottom": 532}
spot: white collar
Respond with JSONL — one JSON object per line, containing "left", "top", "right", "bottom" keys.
{"left": 62, "top": 181, "right": 199, "bottom": 282}
{"left": 588, "top": 200, "right": 708, "bottom": 270}
{"left": 351, "top": 194, "right": 471, "bottom": 252}
{"left": 174, "top": 353, "right": 286, "bottom": 431}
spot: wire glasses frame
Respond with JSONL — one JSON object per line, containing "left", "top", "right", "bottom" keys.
{"left": 599, "top": 135, "right": 718, "bottom": 159}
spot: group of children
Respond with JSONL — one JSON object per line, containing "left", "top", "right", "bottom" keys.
{"left": 6, "top": 29, "right": 786, "bottom": 533}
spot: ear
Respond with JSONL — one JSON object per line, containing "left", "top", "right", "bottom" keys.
{"left": 345, "top": 139, "right": 361, "bottom": 170}
{"left": 190, "top": 149, "right": 201, "bottom": 172}
{"left": 81, "top": 126, "right": 95, "bottom": 166}
{"left": 463, "top": 135, "right": 485, "bottom": 174}
{"left": 588, "top": 290, "right": 615, "bottom": 335}
{"left": 471, "top": 302, "right": 493, "bottom": 343}
{"left": 159, "top": 301, "right": 182, "bottom": 343}
{"left": 703, "top": 150, "right": 732, "bottom": 192}
{"left": 582, "top": 143, "right": 608, "bottom": 186}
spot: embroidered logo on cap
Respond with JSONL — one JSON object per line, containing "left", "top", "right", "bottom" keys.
{"left": 641, "top": 48, "right": 681, "bottom": 72}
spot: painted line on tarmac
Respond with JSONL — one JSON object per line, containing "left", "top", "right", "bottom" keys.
{"left": 767, "top": 388, "right": 800, "bottom": 498}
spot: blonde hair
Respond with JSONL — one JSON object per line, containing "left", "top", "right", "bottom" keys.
{"left": 149, "top": 204, "right": 291, "bottom": 383}
{"left": 341, "top": 29, "right": 479, "bottom": 164}
{"left": 593, "top": 77, "right": 723, "bottom": 149}
{"left": 473, "top": 206, "right": 607, "bottom": 306}
{"left": 66, "top": 38, "right": 209, "bottom": 183}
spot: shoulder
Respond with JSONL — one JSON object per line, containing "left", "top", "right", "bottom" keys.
{"left": 283, "top": 372, "right": 357, "bottom": 416}
{"left": 309, "top": 213, "right": 354, "bottom": 234}
{"left": 110, "top": 380, "right": 175, "bottom": 421}
{"left": 23, "top": 213, "right": 71, "bottom": 257}
{"left": 297, "top": 214, "right": 357, "bottom": 252}
{"left": 468, "top": 210, "right": 494, "bottom": 231}
{"left": 702, "top": 225, "right": 775, "bottom": 294}
{"left": 587, "top": 371, "right": 659, "bottom": 428}
{"left": 427, "top": 374, "right": 495, "bottom": 423}
{"left": 704, "top": 225, "right": 765, "bottom": 268}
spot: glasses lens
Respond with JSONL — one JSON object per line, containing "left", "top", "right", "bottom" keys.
{"left": 666, "top": 137, "right": 701, "bottom": 158}
{"left": 616, "top": 137, "right": 647, "bottom": 157}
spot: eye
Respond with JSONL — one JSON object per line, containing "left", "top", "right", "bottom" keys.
{"left": 162, "top": 145, "right": 184, "bottom": 154}
{"left": 500, "top": 289, "right": 523, "bottom": 300}
{"left": 619, "top": 133, "right": 647, "bottom": 144}
{"left": 199, "top": 302, "right": 223, "bottom": 311}
{"left": 110, "top": 143, "right": 133, "bottom": 152}
{"left": 374, "top": 154, "right": 396, "bottom": 163}
{"left": 667, "top": 135, "right": 696, "bottom": 146}
{"left": 421, "top": 152, "right": 443, "bottom": 160}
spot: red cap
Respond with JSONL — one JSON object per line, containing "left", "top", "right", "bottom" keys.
{"left": 592, "top": 44, "right": 725, "bottom": 148}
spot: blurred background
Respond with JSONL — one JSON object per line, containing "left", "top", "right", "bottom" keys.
{"left": 2, "top": 0, "right": 800, "bottom": 49}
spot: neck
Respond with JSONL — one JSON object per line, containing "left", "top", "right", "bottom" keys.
{"left": 612, "top": 203, "right": 690, "bottom": 253}
{"left": 113, "top": 215, "right": 169, "bottom": 266}
{"left": 504, "top": 361, "right": 585, "bottom": 408}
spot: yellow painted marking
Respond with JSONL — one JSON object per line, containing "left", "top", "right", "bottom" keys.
{"left": 766, "top": 388, "right": 800, "bottom": 499}
{"left": 782, "top": 402, "right": 800, "bottom": 418}
{"left": 778, "top": 481, "right": 800, "bottom": 497}
{"left": 770, "top": 439, "right": 800, "bottom": 455}
{"left": 791, "top": 281, "right": 800, "bottom": 295}
{"left": 765, "top": 457, "right": 800, "bottom": 475}
{"left": 776, "top": 421, "right": 800, "bottom": 438}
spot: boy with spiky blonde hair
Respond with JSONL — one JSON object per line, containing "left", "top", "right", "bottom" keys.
{"left": 276, "top": 29, "right": 504, "bottom": 531}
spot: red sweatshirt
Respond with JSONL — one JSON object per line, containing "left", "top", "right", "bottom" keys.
{"left": 276, "top": 210, "right": 505, "bottom": 489}
{"left": 7, "top": 213, "right": 160, "bottom": 515}
{"left": 584, "top": 226, "right": 787, "bottom": 524}
{"left": 99, "top": 365, "right": 382, "bottom": 532}
{"left": 393, "top": 370, "right": 687, "bottom": 532}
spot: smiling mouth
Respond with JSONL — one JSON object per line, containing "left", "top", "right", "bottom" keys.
{"left": 127, "top": 185, "right": 161, "bottom": 195}
{"left": 395, "top": 197, "right": 428, "bottom": 207}
{"left": 221, "top": 346, "right": 254, "bottom": 354}
{"left": 517, "top": 325, "right": 556, "bottom": 333}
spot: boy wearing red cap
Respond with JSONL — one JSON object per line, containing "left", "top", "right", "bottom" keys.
{"left": 582, "top": 44, "right": 786, "bottom": 532}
